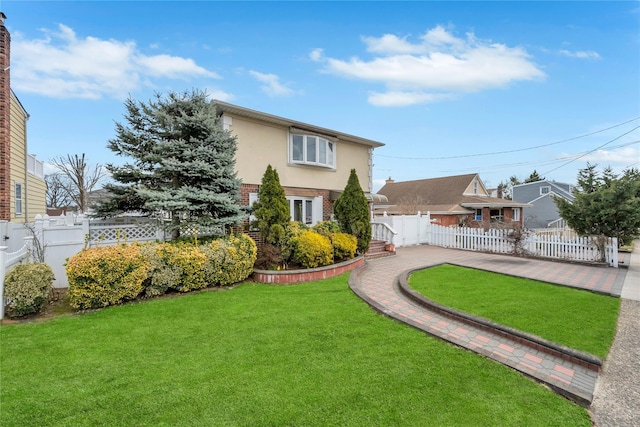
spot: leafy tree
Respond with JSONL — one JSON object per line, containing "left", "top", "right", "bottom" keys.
{"left": 50, "top": 153, "right": 106, "bottom": 212}
{"left": 96, "top": 90, "right": 245, "bottom": 238}
{"left": 555, "top": 164, "right": 640, "bottom": 252}
{"left": 524, "top": 170, "right": 545, "bottom": 183}
{"left": 333, "top": 169, "right": 371, "bottom": 253}
{"left": 252, "top": 165, "right": 290, "bottom": 245}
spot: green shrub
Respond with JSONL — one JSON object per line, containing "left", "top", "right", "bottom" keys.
{"left": 281, "top": 221, "right": 308, "bottom": 264}
{"left": 312, "top": 221, "right": 342, "bottom": 237}
{"left": 3, "top": 263, "right": 55, "bottom": 317}
{"left": 66, "top": 244, "right": 148, "bottom": 309}
{"left": 333, "top": 169, "right": 371, "bottom": 253}
{"left": 292, "top": 231, "right": 333, "bottom": 268}
{"left": 201, "top": 234, "right": 257, "bottom": 286}
{"left": 164, "top": 242, "right": 207, "bottom": 292}
{"left": 332, "top": 232, "right": 357, "bottom": 261}
{"left": 139, "top": 243, "right": 181, "bottom": 297}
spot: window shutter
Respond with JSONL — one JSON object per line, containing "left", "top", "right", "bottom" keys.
{"left": 313, "top": 196, "right": 323, "bottom": 224}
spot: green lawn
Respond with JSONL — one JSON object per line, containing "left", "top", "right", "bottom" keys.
{"left": 1, "top": 274, "right": 590, "bottom": 426}
{"left": 408, "top": 264, "right": 620, "bottom": 358}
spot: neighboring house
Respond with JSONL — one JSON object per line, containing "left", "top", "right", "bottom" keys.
{"left": 211, "top": 100, "right": 386, "bottom": 226}
{"left": 376, "top": 173, "right": 530, "bottom": 228}
{"left": 0, "top": 13, "right": 46, "bottom": 223}
{"left": 512, "top": 180, "right": 574, "bottom": 229}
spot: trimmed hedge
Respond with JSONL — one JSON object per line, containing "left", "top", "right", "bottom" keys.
{"left": 332, "top": 232, "right": 357, "bottom": 261}
{"left": 66, "top": 244, "right": 148, "bottom": 309}
{"left": 65, "top": 234, "right": 257, "bottom": 310}
{"left": 3, "top": 263, "right": 55, "bottom": 317}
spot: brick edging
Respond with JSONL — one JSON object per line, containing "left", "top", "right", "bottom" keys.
{"left": 397, "top": 266, "right": 603, "bottom": 371}
{"left": 253, "top": 256, "right": 364, "bottom": 284}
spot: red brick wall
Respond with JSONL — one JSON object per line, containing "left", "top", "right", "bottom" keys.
{"left": 240, "top": 183, "right": 333, "bottom": 222}
{"left": 0, "top": 14, "right": 11, "bottom": 221}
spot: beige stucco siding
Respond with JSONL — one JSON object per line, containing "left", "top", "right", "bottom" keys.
{"left": 9, "top": 95, "right": 26, "bottom": 222}
{"left": 230, "top": 114, "right": 372, "bottom": 193}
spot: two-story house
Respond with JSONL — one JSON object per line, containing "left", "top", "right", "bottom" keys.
{"left": 512, "top": 180, "right": 574, "bottom": 229}
{"left": 376, "top": 173, "right": 530, "bottom": 229}
{"left": 211, "top": 100, "right": 385, "bottom": 225}
{"left": 1, "top": 12, "right": 46, "bottom": 224}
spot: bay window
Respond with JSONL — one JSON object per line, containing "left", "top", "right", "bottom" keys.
{"left": 290, "top": 134, "right": 335, "bottom": 168}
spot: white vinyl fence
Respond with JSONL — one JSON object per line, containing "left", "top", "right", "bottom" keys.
{"left": 372, "top": 212, "right": 618, "bottom": 267}
{"left": 0, "top": 237, "right": 34, "bottom": 319}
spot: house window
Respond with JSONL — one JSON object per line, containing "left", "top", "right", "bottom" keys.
{"left": 474, "top": 209, "right": 482, "bottom": 221}
{"left": 15, "top": 182, "right": 23, "bottom": 215}
{"left": 490, "top": 209, "right": 504, "bottom": 222}
{"left": 473, "top": 180, "right": 478, "bottom": 194}
{"left": 513, "top": 208, "right": 521, "bottom": 222}
{"left": 289, "top": 197, "right": 316, "bottom": 225}
{"left": 290, "top": 134, "right": 335, "bottom": 168}
{"left": 540, "top": 186, "right": 550, "bottom": 195}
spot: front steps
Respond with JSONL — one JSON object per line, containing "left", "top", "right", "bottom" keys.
{"left": 365, "top": 240, "right": 396, "bottom": 259}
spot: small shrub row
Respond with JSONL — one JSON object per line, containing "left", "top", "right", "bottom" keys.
{"left": 260, "top": 221, "right": 357, "bottom": 270}
{"left": 66, "top": 234, "right": 257, "bottom": 309}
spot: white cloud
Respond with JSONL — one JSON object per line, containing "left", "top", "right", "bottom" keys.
{"left": 314, "top": 25, "right": 545, "bottom": 107}
{"left": 248, "top": 70, "right": 295, "bottom": 97}
{"left": 11, "top": 24, "right": 220, "bottom": 100}
{"left": 580, "top": 147, "right": 640, "bottom": 164}
{"left": 559, "top": 49, "right": 601, "bottom": 60}
{"left": 203, "top": 88, "right": 234, "bottom": 102}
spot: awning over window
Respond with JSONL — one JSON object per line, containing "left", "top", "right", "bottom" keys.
{"left": 329, "top": 191, "right": 389, "bottom": 203}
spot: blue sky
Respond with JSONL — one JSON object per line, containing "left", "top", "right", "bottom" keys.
{"left": 4, "top": 1, "right": 639, "bottom": 191}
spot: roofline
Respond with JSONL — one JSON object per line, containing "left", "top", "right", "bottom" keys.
{"left": 512, "top": 179, "right": 573, "bottom": 189}
{"left": 10, "top": 89, "right": 30, "bottom": 119}
{"left": 211, "top": 99, "right": 384, "bottom": 148}
{"left": 461, "top": 201, "right": 532, "bottom": 208}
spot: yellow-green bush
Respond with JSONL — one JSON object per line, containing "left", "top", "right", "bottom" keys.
{"left": 66, "top": 244, "right": 148, "bottom": 309}
{"left": 164, "top": 242, "right": 207, "bottom": 292}
{"left": 291, "top": 231, "right": 333, "bottom": 268}
{"left": 332, "top": 232, "right": 357, "bottom": 261}
{"left": 313, "top": 221, "right": 341, "bottom": 237}
{"left": 3, "top": 262, "right": 55, "bottom": 317}
{"left": 139, "top": 243, "right": 181, "bottom": 297}
{"left": 201, "top": 234, "right": 257, "bottom": 286}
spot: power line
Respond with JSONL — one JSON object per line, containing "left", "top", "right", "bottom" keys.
{"left": 541, "top": 126, "right": 640, "bottom": 176}
{"left": 374, "top": 116, "right": 640, "bottom": 161}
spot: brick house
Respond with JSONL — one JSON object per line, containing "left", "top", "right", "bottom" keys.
{"left": 211, "top": 100, "right": 385, "bottom": 226}
{"left": 0, "top": 12, "right": 46, "bottom": 224}
{"left": 376, "top": 173, "right": 530, "bottom": 229}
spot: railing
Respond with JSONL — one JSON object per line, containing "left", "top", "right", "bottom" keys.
{"left": 371, "top": 222, "right": 397, "bottom": 244}
{"left": 27, "top": 154, "right": 45, "bottom": 179}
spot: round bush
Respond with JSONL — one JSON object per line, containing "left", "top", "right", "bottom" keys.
{"left": 66, "top": 244, "right": 148, "bottom": 309}
{"left": 292, "top": 231, "right": 333, "bottom": 268}
{"left": 3, "top": 263, "right": 55, "bottom": 317}
{"left": 312, "top": 221, "right": 342, "bottom": 237}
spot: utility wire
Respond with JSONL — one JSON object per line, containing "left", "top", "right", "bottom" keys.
{"left": 374, "top": 116, "right": 640, "bottom": 161}
{"left": 541, "top": 126, "right": 640, "bottom": 176}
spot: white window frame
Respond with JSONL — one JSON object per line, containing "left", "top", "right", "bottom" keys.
{"left": 290, "top": 134, "right": 335, "bottom": 169}
{"left": 14, "top": 182, "right": 23, "bottom": 215}
{"left": 287, "top": 196, "right": 323, "bottom": 226}
{"left": 474, "top": 209, "right": 482, "bottom": 221}
{"left": 513, "top": 207, "right": 521, "bottom": 222}
{"left": 540, "top": 186, "right": 551, "bottom": 195}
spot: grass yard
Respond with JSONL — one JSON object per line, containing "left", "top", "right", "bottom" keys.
{"left": 1, "top": 274, "right": 590, "bottom": 426}
{"left": 408, "top": 264, "right": 620, "bottom": 358}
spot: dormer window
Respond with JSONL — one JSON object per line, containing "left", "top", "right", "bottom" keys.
{"left": 540, "top": 186, "right": 550, "bottom": 195}
{"left": 290, "top": 134, "right": 335, "bottom": 168}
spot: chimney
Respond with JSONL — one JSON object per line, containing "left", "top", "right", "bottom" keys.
{"left": 0, "top": 12, "right": 11, "bottom": 221}
{"left": 385, "top": 176, "right": 394, "bottom": 184}
{"left": 497, "top": 184, "right": 503, "bottom": 199}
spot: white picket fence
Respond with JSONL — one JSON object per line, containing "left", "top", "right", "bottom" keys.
{"left": 372, "top": 213, "right": 618, "bottom": 267}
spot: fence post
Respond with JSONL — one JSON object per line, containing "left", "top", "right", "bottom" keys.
{"left": 0, "top": 246, "right": 6, "bottom": 320}
{"left": 0, "top": 220, "right": 7, "bottom": 244}
{"left": 23, "top": 236, "right": 34, "bottom": 263}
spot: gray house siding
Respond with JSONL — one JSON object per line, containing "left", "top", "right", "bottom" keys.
{"left": 512, "top": 180, "right": 574, "bottom": 229}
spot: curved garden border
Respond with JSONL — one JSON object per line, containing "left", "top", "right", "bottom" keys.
{"left": 253, "top": 256, "right": 365, "bottom": 284}
{"left": 397, "top": 264, "right": 602, "bottom": 372}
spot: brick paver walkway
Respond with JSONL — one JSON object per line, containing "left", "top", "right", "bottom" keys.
{"left": 349, "top": 245, "right": 628, "bottom": 406}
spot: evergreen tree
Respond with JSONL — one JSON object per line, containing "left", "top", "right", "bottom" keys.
{"left": 555, "top": 164, "right": 640, "bottom": 251}
{"left": 96, "top": 90, "right": 245, "bottom": 238}
{"left": 334, "top": 169, "right": 371, "bottom": 253}
{"left": 524, "top": 170, "right": 545, "bottom": 183}
{"left": 253, "top": 165, "right": 290, "bottom": 245}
